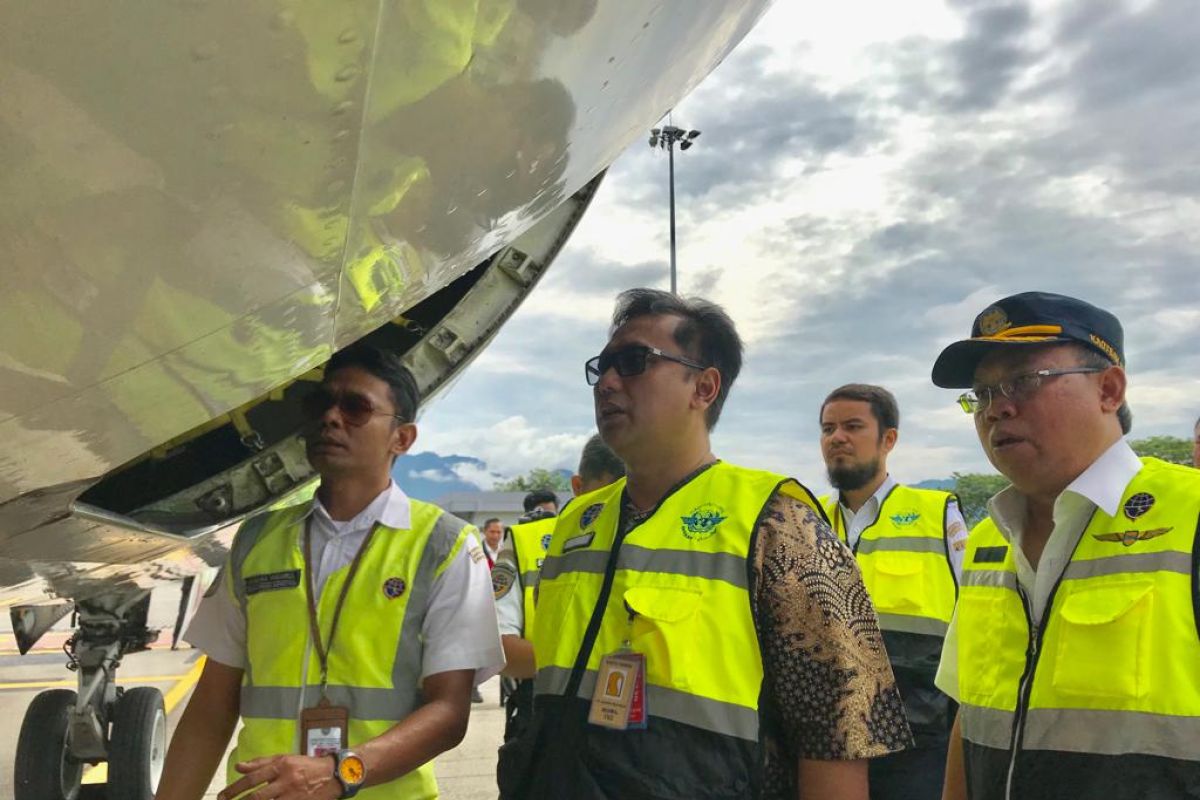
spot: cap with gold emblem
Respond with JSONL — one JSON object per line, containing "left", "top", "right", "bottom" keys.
{"left": 932, "top": 291, "right": 1125, "bottom": 388}
{"left": 332, "top": 749, "right": 365, "bottom": 798}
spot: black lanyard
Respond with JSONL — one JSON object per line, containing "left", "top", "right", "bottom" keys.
{"left": 303, "top": 519, "right": 380, "bottom": 694}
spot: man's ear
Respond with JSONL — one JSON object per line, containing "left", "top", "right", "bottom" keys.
{"left": 1098, "top": 366, "right": 1127, "bottom": 414}
{"left": 391, "top": 423, "right": 418, "bottom": 456}
{"left": 881, "top": 427, "right": 898, "bottom": 455}
{"left": 691, "top": 367, "right": 721, "bottom": 413}
{"left": 571, "top": 474, "right": 583, "bottom": 497}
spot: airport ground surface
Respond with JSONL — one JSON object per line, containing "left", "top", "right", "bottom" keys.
{"left": 0, "top": 585, "right": 505, "bottom": 799}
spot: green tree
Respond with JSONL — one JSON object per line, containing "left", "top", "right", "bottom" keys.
{"left": 952, "top": 471, "right": 1010, "bottom": 527}
{"left": 1128, "top": 435, "right": 1192, "bottom": 466}
{"left": 494, "top": 468, "right": 570, "bottom": 492}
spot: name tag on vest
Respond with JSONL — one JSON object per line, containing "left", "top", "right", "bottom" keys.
{"left": 245, "top": 570, "right": 301, "bottom": 595}
{"left": 563, "top": 532, "right": 594, "bottom": 553}
{"left": 973, "top": 546, "right": 1008, "bottom": 564}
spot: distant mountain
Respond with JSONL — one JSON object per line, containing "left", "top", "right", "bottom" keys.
{"left": 913, "top": 477, "right": 956, "bottom": 491}
{"left": 393, "top": 451, "right": 498, "bottom": 501}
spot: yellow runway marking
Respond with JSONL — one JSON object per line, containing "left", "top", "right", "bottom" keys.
{"left": 82, "top": 656, "right": 207, "bottom": 785}
{"left": 0, "top": 674, "right": 190, "bottom": 691}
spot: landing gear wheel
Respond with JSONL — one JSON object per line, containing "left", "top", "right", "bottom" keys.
{"left": 106, "top": 687, "right": 167, "bottom": 800}
{"left": 14, "top": 689, "right": 83, "bottom": 800}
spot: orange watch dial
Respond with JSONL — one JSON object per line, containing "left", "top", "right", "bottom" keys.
{"left": 339, "top": 755, "right": 365, "bottom": 784}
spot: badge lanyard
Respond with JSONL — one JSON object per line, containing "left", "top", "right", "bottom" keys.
{"left": 303, "top": 519, "right": 380, "bottom": 697}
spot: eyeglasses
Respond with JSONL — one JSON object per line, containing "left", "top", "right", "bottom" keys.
{"left": 584, "top": 344, "right": 707, "bottom": 386}
{"left": 957, "top": 366, "right": 1106, "bottom": 414}
{"left": 301, "top": 387, "right": 407, "bottom": 426}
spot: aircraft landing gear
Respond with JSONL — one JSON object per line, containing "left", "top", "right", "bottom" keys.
{"left": 13, "top": 592, "right": 166, "bottom": 800}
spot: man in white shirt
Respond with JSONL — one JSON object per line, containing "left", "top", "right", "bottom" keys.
{"left": 932, "top": 291, "right": 1200, "bottom": 800}
{"left": 819, "top": 384, "right": 967, "bottom": 800}
{"left": 480, "top": 518, "right": 504, "bottom": 568}
{"left": 157, "top": 344, "right": 504, "bottom": 800}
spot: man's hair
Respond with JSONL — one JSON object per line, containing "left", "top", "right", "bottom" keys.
{"left": 523, "top": 488, "right": 558, "bottom": 512}
{"left": 1072, "top": 345, "right": 1133, "bottom": 435}
{"left": 578, "top": 433, "right": 625, "bottom": 483}
{"left": 483, "top": 517, "right": 501, "bottom": 528}
{"left": 325, "top": 344, "right": 420, "bottom": 422}
{"left": 820, "top": 384, "right": 900, "bottom": 436}
{"left": 611, "top": 288, "right": 743, "bottom": 429}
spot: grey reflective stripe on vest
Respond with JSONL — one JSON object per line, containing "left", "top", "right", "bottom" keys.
{"left": 962, "top": 569, "right": 1019, "bottom": 590}
{"left": 521, "top": 570, "right": 540, "bottom": 590}
{"left": 534, "top": 665, "right": 759, "bottom": 741}
{"left": 875, "top": 612, "right": 949, "bottom": 637}
{"left": 387, "top": 509, "right": 467, "bottom": 721}
{"left": 960, "top": 703, "right": 1016, "bottom": 750}
{"left": 229, "top": 512, "right": 276, "bottom": 687}
{"left": 541, "top": 544, "right": 748, "bottom": 589}
{"left": 1022, "top": 707, "right": 1200, "bottom": 761}
{"left": 1062, "top": 550, "right": 1192, "bottom": 580}
{"left": 856, "top": 536, "right": 947, "bottom": 555}
{"left": 240, "top": 684, "right": 412, "bottom": 720}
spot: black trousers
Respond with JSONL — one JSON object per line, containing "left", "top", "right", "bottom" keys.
{"left": 869, "top": 742, "right": 947, "bottom": 800}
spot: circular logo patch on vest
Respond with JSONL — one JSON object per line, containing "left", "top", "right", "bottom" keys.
{"left": 580, "top": 503, "right": 604, "bottom": 530}
{"left": 541, "top": 533, "right": 553, "bottom": 551}
{"left": 681, "top": 504, "right": 728, "bottom": 540}
{"left": 382, "top": 577, "right": 407, "bottom": 599}
{"left": 1123, "top": 492, "right": 1155, "bottom": 520}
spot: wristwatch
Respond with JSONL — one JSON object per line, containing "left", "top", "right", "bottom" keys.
{"left": 331, "top": 749, "right": 366, "bottom": 798}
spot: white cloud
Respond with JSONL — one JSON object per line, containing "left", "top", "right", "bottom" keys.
{"left": 419, "top": 415, "right": 590, "bottom": 482}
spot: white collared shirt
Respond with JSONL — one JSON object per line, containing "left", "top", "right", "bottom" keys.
{"left": 838, "top": 474, "right": 969, "bottom": 580}
{"left": 935, "top": 438, "right": 1143, "bottom": 700}
{"left": 186, "top": 481, "right": 505, "bottom": 683}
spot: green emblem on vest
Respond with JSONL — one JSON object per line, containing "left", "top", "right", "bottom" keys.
{"left": 681, "top": 504, "right": 727, "bottom": 540}
{"left": 890, "top": 511, "right": 921, "bottom": 527}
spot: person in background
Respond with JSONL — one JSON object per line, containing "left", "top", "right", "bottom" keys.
{"left": 819, "top": 383, "right": 967, "bottom": 800}
{"left": 492, "top": 434, "right": 625, "bottom": 741}
{"left": 481, "top": 518, "right": 504, "bottom": 568}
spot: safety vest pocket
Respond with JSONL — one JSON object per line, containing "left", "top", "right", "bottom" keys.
{"left": 624, "top": 586, "right": 704, "bottom": 691}
{"left": 868, "top": 557, "right": 929, "bottom": 616}
{"left": 532, "top": 577, "right": 580, "bottom": 669}
{"left": 1051, "top": 581, "right": 1154, "bottom": 701}
{"left": 957, "top": 589, "right": 1024, "bottom": 709}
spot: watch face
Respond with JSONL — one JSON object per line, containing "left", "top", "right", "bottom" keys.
{"left": 339, "top": 755, "right": 365, "bottom": 785}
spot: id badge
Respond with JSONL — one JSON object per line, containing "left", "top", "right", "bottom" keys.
{"left": 588, "top": 651, "right": 647, "bottom": 730}
{"left": 299, "top": 698, "right": 349, "bottom": 757}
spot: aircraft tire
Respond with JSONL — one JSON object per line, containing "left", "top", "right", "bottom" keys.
{"left": 106, "top": 686, "right": 166, "bottom": 800}
{"left": 14, "top": 688, "right": 83, "bottom": 800}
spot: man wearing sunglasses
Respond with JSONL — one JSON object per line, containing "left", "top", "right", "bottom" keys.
{"left": 931, "top": 292, "right": 1200, "bottom": 800}
{"left": 159, "top": 344, "right": 504, "bottom": 800}
{"left": 500, "top": 288, "right": 911, "bottom": 800}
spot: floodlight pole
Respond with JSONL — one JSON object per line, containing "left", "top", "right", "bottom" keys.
{"left": 668, "top": 140, "right": 677, "bottom": 295}
{"left": 649, "top": 124, "right": 700, "bottom": 295}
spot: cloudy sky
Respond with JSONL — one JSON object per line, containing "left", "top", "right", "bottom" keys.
{"left": 415, "top": 0, "right": 1200, "bottom": 494}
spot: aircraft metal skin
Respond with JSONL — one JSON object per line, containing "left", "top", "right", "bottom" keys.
{"left": 0, "top": 1, "right": 772, "bottom": 612}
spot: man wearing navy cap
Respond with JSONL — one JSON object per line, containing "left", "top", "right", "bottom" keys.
{"left": 931, "top": 292, "right": 1200, "bottom": 800}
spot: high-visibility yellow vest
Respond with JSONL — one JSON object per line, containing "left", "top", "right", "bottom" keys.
{"left": 227, "top": 499, "right": 475, "bottom": 799}
{"left": 956, "top": 458, "right": 1200, "bottom": 799}
{"left": 822, "top": 486, "right": 958, "bottom": 637}
{"left": 823, "top": 485, "right": 959, "bottom": 741}
{"left": 531, "top": 462, "right": 823, "bottom": 789}
{"left": 508, "top": 515, "right": 556, "bottom": 636}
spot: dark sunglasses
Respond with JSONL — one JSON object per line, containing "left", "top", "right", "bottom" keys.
{"left": 584, "top": 344, "right": 707, "bottom": 386}
{"left": 301, "top": 387, "right": 408, "bottom": 427}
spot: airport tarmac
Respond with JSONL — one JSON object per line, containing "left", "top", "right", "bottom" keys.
{"left": 0, "top": 585, "right": 506, "bottom": 799}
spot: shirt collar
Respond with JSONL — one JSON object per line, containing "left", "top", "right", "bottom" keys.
{"left": 307, "top": 481, "right": 412, "bottom": 530}
{"left": 1061, "top": 438, "right": 1142, "bottom": 518}
{"left": 987, "top": 438, "right": 1142, "bottom": 535}
{"left": 839, "top": 473, "right": 896, "bottom": 517}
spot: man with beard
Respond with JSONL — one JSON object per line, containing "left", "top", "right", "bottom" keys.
{"left": 819, "top": 384, "right": 968, "bottom": 800}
